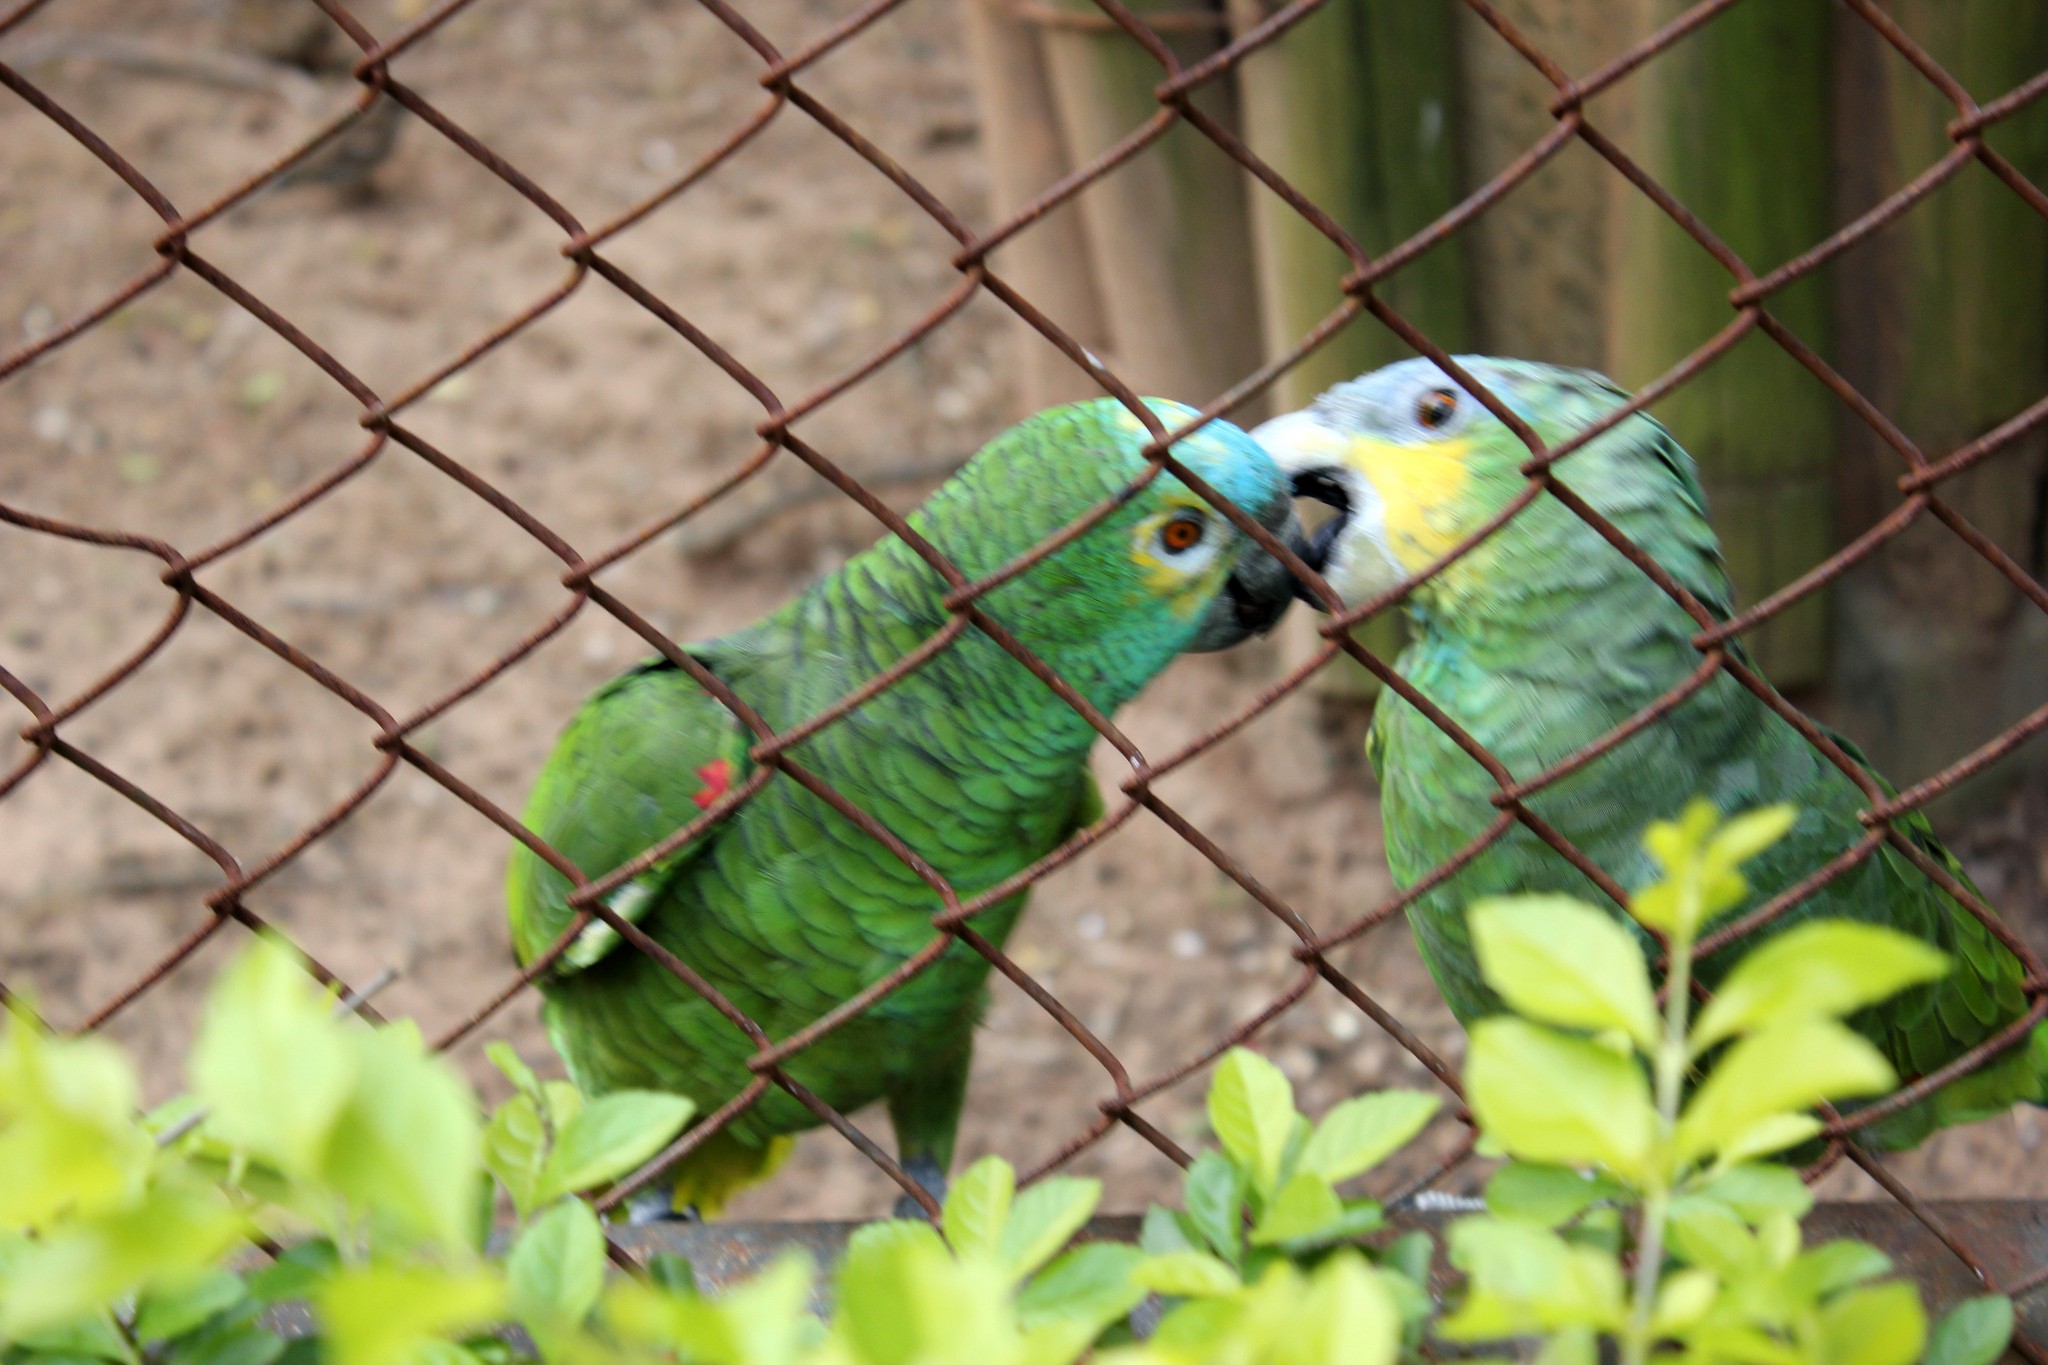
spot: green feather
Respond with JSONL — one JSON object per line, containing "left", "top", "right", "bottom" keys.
{"left": 1302, "top": 357, "right": 2042, "bottom": 1152}
{"left": 506, "top": 399, "right": 1289, "bottom": 1208}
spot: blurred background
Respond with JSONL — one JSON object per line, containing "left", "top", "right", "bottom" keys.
{"left": 2, "top": 0, "right": 2046, "bottom": 1218}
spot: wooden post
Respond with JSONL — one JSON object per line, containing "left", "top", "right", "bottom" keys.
{"left": 1606, "top": 0, "right": 1836, "bottom": 688}
{"left": 1829, "top": 2, "right": 2048, "bottom": 808}
{"left": 1230, "top": 0, "right": 1472, "bottom": 696}
{"left": 1456, "top": 0, "right": 1636, "bottom": 366}
{"left": 961, "top": 0, "right": 1114, "bottom": 412}
{"left": 1035, "top": 0, "right": 1263, "bottom": 406}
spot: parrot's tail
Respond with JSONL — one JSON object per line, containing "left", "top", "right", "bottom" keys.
{"left": 665, "top": 1130, "right": 798, "bottom": 1219}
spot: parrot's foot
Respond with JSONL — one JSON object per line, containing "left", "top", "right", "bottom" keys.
{"left": 625, "top": 1187, "right": 703, "bottom": 1225}
{"left": 892, "top": 1155, "right": 949, "bottom": 1219}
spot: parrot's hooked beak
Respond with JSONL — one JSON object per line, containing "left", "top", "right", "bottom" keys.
{"left": 1185, "top": 491, "right": 1309, "bottom": 652}
{"left": 1249, "top": 410, "right": 1403, "bottom": 610}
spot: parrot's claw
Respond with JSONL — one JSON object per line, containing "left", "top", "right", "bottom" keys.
{"left": 625, "top": 1188, "right": 703, "bottom": 1225}
{"left": 893, "top": 1156, "right": 949, "bottom": 1219}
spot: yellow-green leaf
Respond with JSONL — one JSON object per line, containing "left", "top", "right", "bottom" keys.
{"left": 1248, "top": 1171, "right": 1341, "bottom": 1246}
{"left": 1470, "top": 896, "right": 1659, "bottom": 1051}
{"left": 1676, "top": 1020, "right": 1895, "bottom": 1166}
{"left": 315, "top": 1265, "right": 503, "bottom": 1365}
{"left": 1465, "top": 1019, "right": 1655, "bottom": 1181}
{"left": 507, "top": 1198, "right": 606, "bottom": 1329}
{"left": 998, "top": 1177, "right": 1100, "bottom": 1281}
{"left": 1297, "top": 1091, "right": 1439, "bottom": 1185}
{"left": 943, "top": 1155, "right": 1014, "bottom": 1261}
{"left": 1206, "top": 1050, "right": 1295, "bottom": 1195}
{"left": 1131, "top": 1252, "right": 1242, "bottom": 1299}
{"left": 537, "top": 1090, "right": 694, "bottom": 1204}
{"left": 1817, "top": 1280, "right": 1926, "bottom": 1365}
{"left": 1692, "top": 922, "right": 1949, "bottom": 1054}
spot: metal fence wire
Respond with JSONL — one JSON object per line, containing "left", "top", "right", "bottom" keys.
{"left": 6, "top": 0, "right": 2048, "bottom": 1349}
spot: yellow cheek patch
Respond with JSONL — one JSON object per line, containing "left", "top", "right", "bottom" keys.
{"left": 1130, "top": 513, "right": 1228, "bottom": 619}
{"left": 1351, "top": 436, "right": 1473, "bottom": 572}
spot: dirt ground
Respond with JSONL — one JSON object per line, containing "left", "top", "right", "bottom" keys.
{"left": 3, "top": 0, "right": 2046, "bottom": 1222}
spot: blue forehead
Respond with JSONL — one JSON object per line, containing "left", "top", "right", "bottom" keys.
{"left": 1133, "top": 400, "right": 1285, "bottom": 512}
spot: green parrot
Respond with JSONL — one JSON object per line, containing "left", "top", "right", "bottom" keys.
{"left": 508, "top": 399, "right": 1302, "bottom": 1216}
{"left": 1255, "top": 356, "right": 2044, "bottom": 1150}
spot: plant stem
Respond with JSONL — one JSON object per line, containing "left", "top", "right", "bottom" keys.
{"left": 1624, "top": 916, "right": 1697, "bottom": 1365}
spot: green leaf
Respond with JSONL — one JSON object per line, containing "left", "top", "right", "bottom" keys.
{"left": 1297, "top": 1090, "right": 1440, "bottom": 1186}
{"left": 1470, "top": 896, "right": 1660, "bottom": 1051}
{"left": 996, "top": 1178, "right": 1100, "bottom": 1280}
{"left": 1206, "top": 1049, "right": 1295, "bottom": 1194}
{"left": 1249, "top": 1171, "right": 1343, "bottom": 1246}
{"left": 1130, "top": 1251, "right": 1241, "bottom": 1298}
{"left": 1139, "top": 1204, "right": 1198, "bottom": 1257}
{"left": 246, "top": 1241, "right": 341, "bottom": 1305}
{"left": 134, "top": 1269, "right": 250, "bottom": 1343}
{"left": 1691, "top": 1164, "right": 1814, "bottom": 1222}
{"left": 1465, "top": 1019, "right": 1655, "bottom": 1180}
{"left": 1017, "top": 1243, "right": 1145, "bottom": 1331}
{"left": 507, "top": 1198, "right": 607, "bottom": 1329}
{"left": 1708, "top": 805, "right": 1799, "bottom": 867}
{"left": 536, "top": 1090, "right": 694, "bottom": 1204}
{"left": 1181, "top": 1152, "right": 1242, "bottom": 1265}
{"left": 11, "top": 1306, "right": 137, "bottom": 1363}
{"left": 1484, "top": 1163, "right": 1621, "bottom": 1228}
{"left": 1676, "top": 1020, "right": 1895, "bottom": 1165}
{"left": 1533, "top": 1325, "right": 1597, "bottom": 1365}
{"left": 1691, "top": 922, "right": 1951, "bottom": 1053}
{"left": 486, "top": 1043, "right": 541, "bottom": 1100}
{"left": 1667, "top": 1198, "right": 1758, "bottom": 1276}
{"left": 1715, "top": 1113, "right": 1827, "bottom": 1167}
{"left": 1782, "top": 1240, "right": 1891, "bottom": 1303}
{"left": 943, "top": 1155, "right": 1015, "bottom": 1261}
{"left": 0, "top": 1020, "right": 153, "bottom": 1231}
{"left": 190, "top": 940, "right": 355, "bottom": 1181}
{"left": 1438, "top": 1217, "right": 1626, "bottom": 1338}
{"left": 314, "top": 1266, "right": 503, "bottom": 1365}
{"left": 1926, "top": 1296, "right": 2014, "bottom": 1365}
{"left": 1651, "top": 1266, "right": 1719, "bottom": 1333}
{"left": 1817, "top": 1280, "right": 1927, "bottom": 1365}
{"left": 482, "top": 1094, "right": 548, "bottom": 1219}
{"left": 1275, "top": 1200, "right": 1385, "bottom": 1254}
{"left": 167, "top": 1314, "right": 287, "bottom": 1365}
{"left": 320, "top": 1022, "right": 481, "bottom": 1248}
{"left": 0, "top": 1179, "right": 246, "bottom": 1340}
{"left": 1294, "top": 1251, "right": 1401, "bottom": 1365}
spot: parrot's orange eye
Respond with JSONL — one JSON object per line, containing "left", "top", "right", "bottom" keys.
{"left": 1417, "top": 389, "right": 1459, "bottom": 429}
{"left": 1159, "top": 514, "right": 1206, "bottom": 555}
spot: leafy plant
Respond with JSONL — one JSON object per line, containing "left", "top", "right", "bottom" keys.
{"left": 0, "top": 799, "right": 2019, "bottom": 1365}
{"left": 1447, "top": 800, "right": 2012, "bottom": 1365}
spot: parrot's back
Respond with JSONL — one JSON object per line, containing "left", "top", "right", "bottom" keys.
{"left": 510, "top": 573, "right": 1104, "bottom": 1168}
{"left": 1374, "top": 497, "right": 2043, "bottom": 1151}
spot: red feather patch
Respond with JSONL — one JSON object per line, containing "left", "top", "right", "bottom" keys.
{"left": 691, "top": 758, "right": 734, "bottom": 810}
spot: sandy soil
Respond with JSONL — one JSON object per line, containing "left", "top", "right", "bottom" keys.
{"left": 3, "top": 0, "right": 2045, "bottom": 1222}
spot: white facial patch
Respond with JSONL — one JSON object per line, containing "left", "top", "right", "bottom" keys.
{"left": 1250, "top": 410, "right": 1403, "bottom": 607}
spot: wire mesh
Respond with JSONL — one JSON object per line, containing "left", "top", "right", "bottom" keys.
{"left": 4, "top": 0, "right": 2048, "bottom": 1349}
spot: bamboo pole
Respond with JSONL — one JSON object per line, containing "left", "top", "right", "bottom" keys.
{"left": 1035, "top": 0, "right": 1263, "bottom": 405}
{"left": 1230, "top": 0, "right": 1471, "bottom": 697}
{"left": 961, "top": 0, "right": 1114, "bottom": 412}
{"left": 1456, "top": 0, "right": 1634, "bottom": 366}
{"left": 1606, "top": 0, "right": 1835, "bottom": 688}
{"left": 1829, "top": 2, "right": 2048, "bottom": 807}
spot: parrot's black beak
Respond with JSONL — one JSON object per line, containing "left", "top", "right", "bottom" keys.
{"left": 1288, "top": 468, "right": 1351, "bottom": 610}
{"left": 1187, "top": 499, "right": 1308, "bottom": 652}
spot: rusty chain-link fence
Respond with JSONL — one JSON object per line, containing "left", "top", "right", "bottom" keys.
{"left": 6, "top": 0, "right": 2048, "bottom": 1351}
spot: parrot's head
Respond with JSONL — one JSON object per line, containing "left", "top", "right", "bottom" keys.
{"left": 1250, "top": 356, "right": 1697, "bottom": 616}
{"left": 913, "top": 398, "right": 1304, "bottom": 688}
